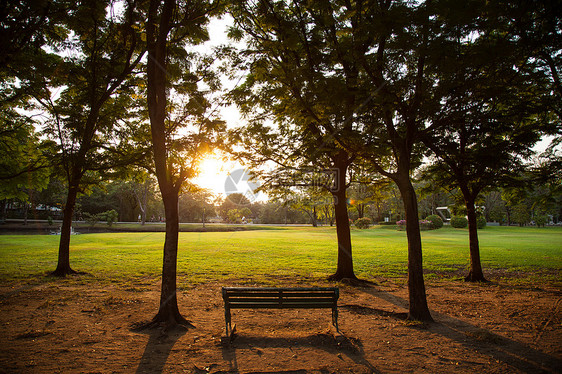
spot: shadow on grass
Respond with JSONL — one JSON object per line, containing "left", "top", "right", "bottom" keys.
{"left": 221, "top": 332, "right": 382, "bottom": 373}
{"left": 359, "top": 285, "right": 562, "bottom": 373}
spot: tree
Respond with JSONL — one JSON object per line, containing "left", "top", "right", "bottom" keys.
{"left": 219, "top": 193, "right": 251, "bottom": 220}
{"left": 32, "top": 0, "right": 147, "bottom": 276}
{"left": 304, "top": 0, "right": 438, "bottom": 320}
{"left": 228, "top": 0, "right": 439, "bottom": 319}
{"left": 129, "top": 171, "right": 158, "bottom": 225}
{"left": 511, "top": 203, "right": 531, "bottom": 226}
{"left": 228, "top": 0, "right": 362, "bottom": 281}
{"left": 507, "top": 0, "right": 562, "bottom": 134}
{"left": 420, "top": 0, "right": 557, "bottom": 282}
{"left": 145, "top": 0, "right": 223, "bottom": 327}
{"left": 179, "top": 189, "right": 216, "bottom": 223}
{"left": 271, "top": 185, "right": 333, "bottom": 227}
{"left": 347, "top": 164, "right": 392, "bottom": 221}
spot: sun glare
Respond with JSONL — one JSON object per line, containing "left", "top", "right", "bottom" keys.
{"left": 193, "top": 154, "right": 232, "bottom": 196}
{"left": 193, "top": 152, "right": 265, "bottom": 202}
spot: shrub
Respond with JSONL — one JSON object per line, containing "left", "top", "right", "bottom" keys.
{"left": 355, "top": 217, "right": 372, "bottom": 229}
{"left": 425, "top": 214, "right": 443, "bottom": 229}
{"left": 477, "top": 216, "right": 486, "bottom": 229}
{"left": 83, "top": 212, "right": 102, "bottom": 228}
{"left": 227, "top": 209, "right": 242, "bottom": 223}
{"left": 47, "top": 216, "right": 54, "bottom": 226}
{"left": 395, "top": 219, "right": 434, "bottom": 231}
{"left": 419, "top": 219, "right": 432, "bottom": 231}
{"left": 450, "top": 216, "right": 468, "bottom": 228}
{"left": 103, "top": 209, "right": 119, "bottom": 227}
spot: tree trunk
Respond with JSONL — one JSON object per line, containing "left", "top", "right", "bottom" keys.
{"left": 396, "top": 175, "right": 433, "bottom": 321}
{"left": 52, "top": 180, "right": 79, "bottom": 276}
{"left": 328, "top": 155, "right": 356, "bottom": 281}
{"left": 311, "top": 206, "right": 318, "bottom": 227}
{"left": 0, "top": 199, "right": 6, "bottom": 222}
{"left": 146, "top": 0, "right": 190, "bottom": 328}
{"left": 134, "top": 185, "right": 148, "bottom": 225}
{"left": 464, "top": 196, "right": 486, "bottom": 282}
{"left": 23, "top": 202, "right": 29, "bottom": 225}
{"left": 151, "top": 189, "right": 189, "bottom": 325}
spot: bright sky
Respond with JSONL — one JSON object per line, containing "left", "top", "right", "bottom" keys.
{"left": 190, "top": 17, "right": 265, "bottom": 201}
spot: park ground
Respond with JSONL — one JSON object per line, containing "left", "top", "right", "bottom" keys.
{"left": 0, "top": 226, "right": 560, "bottom": 373}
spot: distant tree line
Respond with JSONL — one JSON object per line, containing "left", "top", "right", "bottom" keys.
{"left": 3, "top": 166, "right": 559, "bottom": 228}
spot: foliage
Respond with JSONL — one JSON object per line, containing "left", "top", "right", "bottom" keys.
{"left": 0, "top": 112, "right": 51, "bottom": 201}
{"left": 512, "top": 204, "right": 531, "bottom": 226}
{"left": 534, "top": 215, "right": 548, "bottom": 227}
{"left": 425, "top": 215, "right": 444, "bottom": 230}
{"left": 227, "top": 209, "right": 242, "bottom": 224}
{"left": 398, "top": 219, "right": 435, "bottom": 231}
{"left": 354, "top": 217, "right": 372, "bottom": 230}
{"left": 450, "top": 216, "right": 468, "bottom": 229}
{"left": 83, "top": 212, "right": 102, "bottom": 228}
{"left": 219, "top": 193, "right": 251, "bottom": 220}
{"left": 103, "top": 210, "right": 118, "bottom": 227}
{"left": 489, "top": 206, "right": 507, "bottom": 225}
{"left": 179, "top": 190, "right": 216, "bottom": 223}
{"left": 82, "top": 209, "right": 117, "bottom": 228}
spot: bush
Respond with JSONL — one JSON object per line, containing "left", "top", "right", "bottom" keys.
{"left": 419, "top": 219, "right": 432, "bottom": 231}
{"left": 83, "top": 212, "right": 102, "bottom": 228}
{"left": 355, "top": 217, "right": 372, "bottom": 229}
{"left": 477, "top": 216, "right": 486, "bottom": 229}
{"left": 396, "top": 219, "right": 406, "bottom": 230}
{"left": 450, "top": 216, "right": 468, "bottom": 228}
{"left": 103, "top": 209, "right": 119, "bottom": 227}
{"left": 425, "top": 214, "right": 443, "bottom": 229}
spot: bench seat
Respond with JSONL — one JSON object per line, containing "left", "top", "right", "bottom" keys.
{"left": 222, "top": 287, "right": 339, "bottom": 338}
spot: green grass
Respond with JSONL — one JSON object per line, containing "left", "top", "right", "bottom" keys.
{"left": 0, "top": 225, "right": 560, "bottom": 287}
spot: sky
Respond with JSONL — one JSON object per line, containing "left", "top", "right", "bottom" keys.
{"left": 189, "top": 16, "right": 266, "bottom": 202}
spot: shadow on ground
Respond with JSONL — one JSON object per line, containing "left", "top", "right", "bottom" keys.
{"left": 135, "top": 327, "right": 188, "bottom": 374}
{"left": 221, "top": 332, "right": 382, "bottom": 374}
{"left": 358, "top": 285, "right": 562, "bottom": 373}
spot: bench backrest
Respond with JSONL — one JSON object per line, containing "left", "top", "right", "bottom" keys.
{"left": 222, "top": 287, "right": 339, "bottom": 309}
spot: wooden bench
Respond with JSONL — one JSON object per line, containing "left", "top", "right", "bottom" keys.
{"left": 221, "top": 287, "right": 339, "bottom": 338}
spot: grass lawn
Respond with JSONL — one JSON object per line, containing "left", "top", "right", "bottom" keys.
{"left": 0, "top": 225, "right": 560, "bottom": 287}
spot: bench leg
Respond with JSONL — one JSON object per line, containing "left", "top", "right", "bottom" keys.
{"left": 225, "top": 307, "right": 232, "bottom": 337}
{"left": 332, "top": 307, "right": 340, "bottom": 333}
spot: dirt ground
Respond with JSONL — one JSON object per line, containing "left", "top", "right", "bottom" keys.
{"left": 0, "top": 275, "right": 560, "bottom": 374}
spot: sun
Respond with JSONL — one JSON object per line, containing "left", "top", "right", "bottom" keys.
{"left": 193, "top": 153, "right": 232, "bottom": 196}
{"left": 192, "top": 152, "right": 265, "bottom": 202}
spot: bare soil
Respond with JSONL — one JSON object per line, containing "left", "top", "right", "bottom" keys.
{"left": 0, "top": 276, "right": 560, "bottom": 373}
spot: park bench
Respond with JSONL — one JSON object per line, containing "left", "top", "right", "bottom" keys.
{"left": 221, "top": 286, "right": 340, "bottom": 339}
